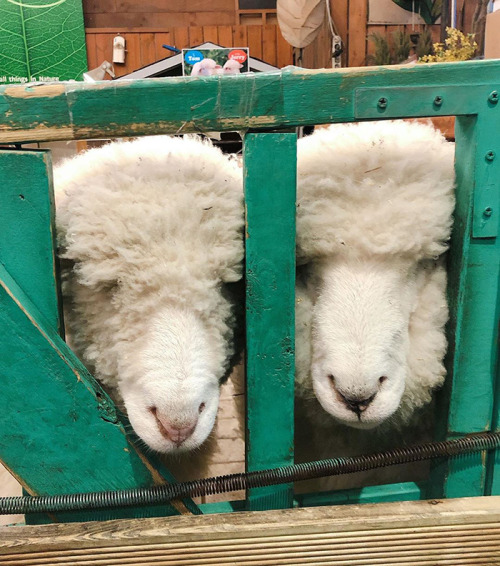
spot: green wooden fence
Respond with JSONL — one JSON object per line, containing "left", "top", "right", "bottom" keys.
{"left": 0, "top": 60, "right": 499, "bottom": 522}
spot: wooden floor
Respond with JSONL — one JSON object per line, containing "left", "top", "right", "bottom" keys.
{"left": 1, "top": 496, "right": 499, "bottom": 565}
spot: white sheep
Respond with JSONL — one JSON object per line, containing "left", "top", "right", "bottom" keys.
{"left": 295, "top": 120, "right": 455, "bottom": 432}
{"left": 220, "top": 59, "right": 243, "bottom": 75}
{"left": 54, "top": 135, "right": 244, "bottom": 454}
{"left": 190, "top": 58, "right": 221, "bottom": 76}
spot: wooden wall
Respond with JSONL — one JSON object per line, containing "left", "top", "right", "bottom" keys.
{"left": 85, "top": 25, "right": 293, "bottom": 77}
{"left": 84, "top": 0, "right": 479, "bottom": 75}
{"left": 83, "top": 0, "right": 237, "bottom": 28}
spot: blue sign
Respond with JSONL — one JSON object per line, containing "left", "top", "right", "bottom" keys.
{"left": 184, "top": 50, "right": 204, "bottom": 65}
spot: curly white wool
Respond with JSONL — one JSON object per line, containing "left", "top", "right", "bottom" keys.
{"left": 55, "top": 135, "right": 244, "bottom": 454}
{"left": 295, "top": 120, "right": 455, "bottom": 430}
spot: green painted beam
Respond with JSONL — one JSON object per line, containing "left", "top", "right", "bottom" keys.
{"left": 429, "top": 115, "right": 500, "bottom": 499}
{"left": 244, "top": 132, "right": 296, "bottom": 510}
{"left": 0, "top": 150, "right": 61, "bottom": 334}
{"left": 0, "top": 262, "right": 198, "bottom": 522}
{"left": 295, "top": 482, "right": 423, "bottom": 507}
{"left": 1, "top": 61, "right": 500, "bottom": 143}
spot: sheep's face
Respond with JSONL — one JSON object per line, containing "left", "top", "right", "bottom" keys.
{"left": 311, "top": 259, "right": 417, "bottom": 429}
{"left": 120, "top": 307, "right": 222, "bottom": 453}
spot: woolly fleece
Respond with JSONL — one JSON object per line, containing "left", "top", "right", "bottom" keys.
{"left": 55, "top": 135, "right": 244, "bottom": 453}
{"left": 295, "top": 120, "right": 455, "bottom": 429}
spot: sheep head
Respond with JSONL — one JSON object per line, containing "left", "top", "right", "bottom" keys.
{"left": 119, "top": 306, "right": 224, "bottom": 453}
{"left": 310, "top": 257, "right": 419, "bottom": 429}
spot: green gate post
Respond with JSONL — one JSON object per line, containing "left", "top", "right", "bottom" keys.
{"left": 0, "top": 150, "right": 198, "bottom": 522}
{"left": 429, "top": 113, "right": 500, "bottom": 499}
{"left": 0, "top": 150, "right": 61, "bottom": 333}
{"left": 244, "top": 132, "right": 296, "bottom": 510}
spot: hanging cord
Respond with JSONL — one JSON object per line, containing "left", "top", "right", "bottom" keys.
{"left": 1, "top": 432, "right": 498, "bottom": 515}
{"left": 325, "top": 0, "right": 338, "bottom": 38}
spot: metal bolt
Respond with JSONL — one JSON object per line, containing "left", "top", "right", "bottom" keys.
{"left": 434, "top": 96, "right": 443, "bottom": 106}
{"left": 486, "top": 151, "right": 495, "bottom": 161}
{"left": 483, "top": 207, "right": 493, "bottom": 217}
{"left": 378, "top": 97, "right": 388, "bottom": 109}
{"left": 489, "top": 91, "right": 499, "bottom": 104}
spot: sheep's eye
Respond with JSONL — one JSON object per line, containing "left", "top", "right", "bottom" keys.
{"left": 198, "top": 402, "right": 206, "bottom": 414}
{"left": 379, "top": 376, "right": 388, "bottom": 385}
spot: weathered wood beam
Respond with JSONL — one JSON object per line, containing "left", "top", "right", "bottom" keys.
{"left": 0, "top": 60, "right": 499, "bottom": 143}
{"left": 0, "top": 150, "right": 61, "bottom": 333}
{"left": 1, "top": 497, "right": 499, "bottom": 564}
{"left": 244, "top": 133, "right": 296, "bottom": 510}
{"left": 0, "top": 266, "right": 195, "bottom": 522}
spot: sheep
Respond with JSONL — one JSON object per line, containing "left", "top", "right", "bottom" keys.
{"left": 294, "top": 120, "right": 455, "bottom": 431}
{"left": 220, "top": 59, "right": 243, "bottom": 75}
{"left": 54, "top": 135, "right": 244, "bottom": 455}
{"left": 190, "top": 58, "right": 221, "bottom": 76}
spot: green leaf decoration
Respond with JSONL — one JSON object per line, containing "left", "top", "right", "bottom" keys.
{"left": 391, "top": 0, "right": 442, "bottom": 24}
{"left": 0, "top": 0, "right": 87, "bottom": 84}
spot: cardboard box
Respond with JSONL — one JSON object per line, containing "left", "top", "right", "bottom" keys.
{"left": 485, "top": 10, "right": 500, "bottom": 59}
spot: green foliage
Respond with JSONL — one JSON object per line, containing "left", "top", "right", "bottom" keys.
{"left": 392, "top": 29, "right": 411, "bottom": 62}
{"left": 0, "top": 0, "right": 87, "bottom": 83}
{"left": 368, "top": 30, "right": 412, "bottom": 65}
{"left": 391, "top": 0, "right": 442, "bottom": 24}
{"left": 367, "top": 33, "right": 392, "bottom": 66}
{"left": 420, "top": 27, "right": 477, "bottom": 62}
{"left": 415, "top": 27, "right": 434, "bottom": 59}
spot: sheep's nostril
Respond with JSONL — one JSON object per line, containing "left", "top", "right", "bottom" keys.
{"left": 379, "top": 375, "right": 388, "bottom": 386}
{"left": 198, "top": 402, "right": 206, "bottom": 414}
{"left": 151, "top": 409, "right": 198, "bottom": 446}
{"left": 339, "top": 392, "right": 377, "bottom": 416}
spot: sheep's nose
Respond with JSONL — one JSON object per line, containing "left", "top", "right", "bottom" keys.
{"left": 150, "top": 408, "right": 198, "bottom": 446}
{"left": 339, "top": 392, "right": 377, "bottom": 416}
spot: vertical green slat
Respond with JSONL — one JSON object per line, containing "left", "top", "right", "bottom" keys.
{"left": 0, "top": 150, "right": 61, "bottom": 334}
{"left": 244, "top": 132, "right": 296, "bottom": 510}
{"left": 0, "top": 150, "right": 199, "bottom": 522}
{"left": 431, "top": 114, "right": 500, "bottom": 498}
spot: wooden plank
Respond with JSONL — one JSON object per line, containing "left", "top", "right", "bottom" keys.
{"left": 1, "top": 61, "right": 500, "bottom": 142}
{"left": 173, "top": 27, "right": 190, "bottom": 50}
{"left": 84, "top": 33, "right": 97, "bottom": 71}
{"left": 189, "top": 26, "right": 204, "bottom": 47}
{"left": 82, "top": 0, "right": 116, "bottom": 13}
{"left": 153, "top": 32, "right": 174, "bottom": 60}
{"left": 203, "top": 26, "right": 219, "bottom": 44}
{"left": 94, "top": 33, "right": 112, "bottom": 75}
{"left": 329, "top": 0, "right": 348, "bottom": 56}
{"left": 427, "top": 114, "right": 499, "bottom": 500}
{"left": 140, "top": 33, "right": 157, "bottom": 67}
{"left": 276, "top": 26, "right": 293, "bottom": 68}
{"left": 114, "top": 0, "right": 234, "bottom": 12}
{"left": 1, "top": 497, "right": 499, "bottom": 564}
{"left": 0, "top": 151, "right": 61, "bottom": 333}
{"left": 119, "top": 33, "right": 141, "bottom": 77}
{"left": 348, "top": 0, "right": 368, "bottom": 66}
{"left": 232, "top": 24, "right": 248, "bottom": 48}
{"left": 262, "top": 24, "right": 277, "bottom": 66}
{"left": 85, "top": 13, "right": 191, "bottom": 28}
{"left": 244, "top": 133, "right": 296, "bottom": 511}
{"left": 247, "top": 24, "right": 263, "bottom": 59}
{"left": 217, "top": 25, "right": 233, "bottom": 47}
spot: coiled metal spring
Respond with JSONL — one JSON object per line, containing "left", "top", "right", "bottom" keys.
{"left": 1, "top": 431, "right": 499, "bottom": 515}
